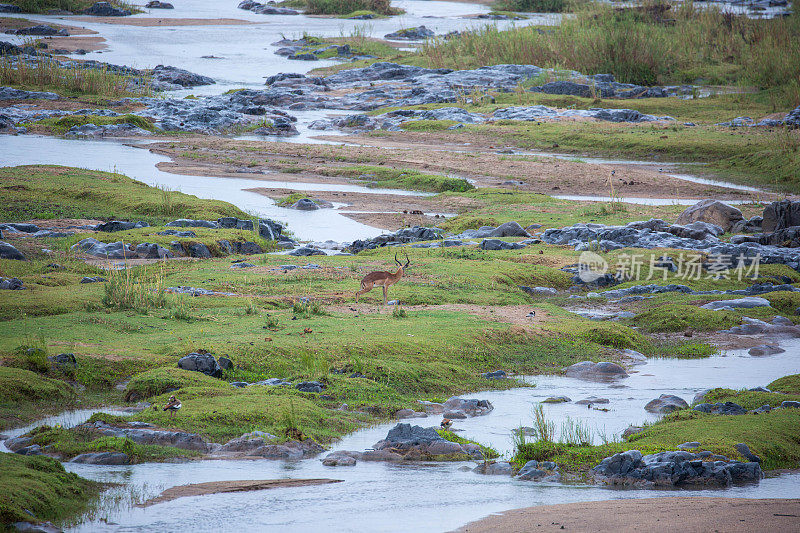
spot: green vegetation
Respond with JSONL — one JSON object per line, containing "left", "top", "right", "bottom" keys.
{"left": 702, "top": 387, "right": 800, "bottom": 409}
{"left": 0, "top": 453, "right": 100, "bottom": 525}
{"left": 514, "top": 407, "right": 800, "bottom": 474}
{"left": 493, "top": 0, "right": 568, "bottom": 13}
{"left": 324, "top": 165, "right": 474, "bottom": 193}
{"left": 0, "top": 165, "right": 249, "bottom": 224}
{"left": 0, "top": 56, "right": 148, "bottom": 98}
{"left": 437, "top": 429, "right": 500, "bottom": 459}
{"left": 303, "top": 0, "right": 402, "bottom": 16}
{"left": 32, "top": 114, "right": 155, "bottom": 133}
{"left": 0, "top": 367, "right": 75, "bottom": 429}
{"left": 124, "top": 367, "right": 232, "bottom": 401}
{"left": 769, "top": 373, "right": 800, "bottom": 394}
{"left": 631, "top": 304, "right": 741, "bottom": 333}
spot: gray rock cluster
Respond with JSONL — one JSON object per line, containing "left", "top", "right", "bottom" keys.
{"left": 71, "top": 238, "right": 173, "bottom": 259}
{"left": 384, "top": 26, "right": 435, "bottom": 40}
{"left": 564, "top": 361, "right": 628, "bottom": 382}
{"left": 529, "top": 75, "right": 698, "bottom": 99}
{"left": 786, "top": 105, "right": 800, "bottom": 129}
{"left": 644, "top": 394, "right": 689, "bottom": 414}
{"left": 0, "top": 86, "right": 58, "bottom": 100}
{"left": 369, "top": 423, "right": 484, "bottom": 460}
{"left": 5, "top": 25, "right": 69, "bottom": 36}
{"left": 178, "top": 352, "right": 225, "bottom": 377}
{"left": 348, "top": 226, "right": 444, "bottom": 253}
{"left": 71, "top": 452, "right": 130, "bottom": 465}
{"left": 693, "top": 402, "right": 748, "bottom": 415}
{"left": 150, "top": 65, "right": 216, "bottom": 91}
{"left": 0, "top": 276, "right": 24, "bottom": 290}
{"left": 215, "top": 431, "right": 323, "bottom": 459}
{"left": 238, "top": 0, "right": 299, "bottom": 15}
{"left": 83, "top": 2, "right": 131, "bottom": 16}
{"left": 592, "top": 449, "right": 763, "bottom": 486}
{"left": 89, "top": 420, "right": 208, "bottom": 451}
{"left": 442, "top": 396, "right": 493, "bottom": 419}
{"left": 146, "top": 1, "right": 174, "bottom": 8}
{"left": 516, "top": 459, "right": 561, "bottom": 481}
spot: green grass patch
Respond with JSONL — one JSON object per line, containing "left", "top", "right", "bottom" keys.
{"left": 438, "top": 429, "right": 500, "bottom": 459}
{"left": 631, "top": 304, "right": 741, "bottom": 333}
{"left": 702, "top": 387, "right": 800, "bottom": 409}
{"left": 33, "top": 114, "right": 155, "bottom": 133}
{"left": 0, "top": 453, "right": 100, "bottom": 525}
{"left": 493, "top": 0, "right": 570, "bottom": 13}
{"left": 304, "top": 0, "right": 402, "bottom": 16}
{"left": 325, "top": 165, "right": 474, "bottom": 192}
{"left": 768, "top": 373, "right": 800, "bottom": 394}
{"left": 124, "top": 366, "right": 233, "bottom": 401}
{"left": 0, "top": 366, "right": 76, "bottom": 429}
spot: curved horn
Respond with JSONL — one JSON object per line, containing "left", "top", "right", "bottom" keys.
{"left": 404, "top": 252, "right": 410, "bottom": 268}
{"left": 395, "top": 252, "right": 402, "bottom": 267}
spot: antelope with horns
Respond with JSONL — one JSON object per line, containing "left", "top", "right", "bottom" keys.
{"left": 355, "top": 252, "right": 410, "bottom": 304}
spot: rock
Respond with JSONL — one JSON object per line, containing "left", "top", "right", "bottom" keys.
{"left": 146, "top": 0, "right": 174, "bottom": 7}
{"left": 230, "top": 262, "right": 256, "bottom": 269}
{"left": 762, "top": 200, "right": 800, "bottom": 232}
{"left": 296, "top": 381, "right": 325, "bottom": 393}
{"left": 394, "top": 408, "right": 426, "bottom": 419}
{"left": 563, "top": 361, "right": 628, "bottom": 381}
{"left": 675, "top": 200, "right": 744, "bottom": 232}
{"left": 135, "top": 243, "right": 173, "bottom": 259}
{"left": 622, "top": 425, "right": 644, "bottom": 438}
{"left": 166, "top": 219, "right": 218, "bottom": 228}
{"left": 4, "top": 436, "right": 33, "bottom": 452}
{"left": 488, "top": 221, "right": 530, "bottom": 237}
{"left": 474, "top": 461, "right": 513, "bottom": 475}
{"left": 519, "top": 286, "right": 557, "bottom": 296}
{"left": 482, "top": 370, "right": 507, "bottom": 380}
{"left": 218, "top": 357, "right": 233, "bottom": 370}
{"left": 748, "top": 344, "right": 785, "bottom": 356}
{"left": 751, "top": 404, "right": 772, "bottom": 414}
{"left": 71, "top": 452, "right": 130, "bottom": 465}
{"left": 781, "top": 400, "right": 800, "bottom": 409}
{"left": 593, "top": 449, "right": 762, "bottom": 486}
{"left": 48, "top": 353, "right": 77, "bottom": 367}
{"left": 376, "top": 423, "right": 443, "bottom": 450}
{"left": 786, "top": 105, "right": 800, "bottom": 129}
{"left": 701, "top": 297, "right": 771, "bottom": 310}
{"left": 0, "top": 241, "right": 26, "bottom": 260}
{"left": 91, "top": 421, "right": 208, "bottom": 451}
{"left": 177, "top": 352, "right": 222, "bottom": 378}
{"left": 479, "top": 239, "right": 525, "bottom": 251}
{"left": 644, "top": 394, "right": 689, "bottom": 414}
{"left": 360, "top": 449, "right": 403, "bottom": 461}
{"left": 95, "top": 220, "right": 148, "bottom": 232}
{"left": 289, "top": 247, "right": 325, "bottom": 256}
{"left": 542, "top": 396, "right": 571, "bottom": 404}
{"left": 8, "top": 25, "right": 69, "bottom": 36}
{"left": 0, "top": 4, "right": 21, "bottom": 13}
{"left": 0, "top": 86, "right": 58, "bottom": 100}
{"left": 322, "top": 450, "right": 359, "bottom": 466}
{"left": 575, "top": 396, "right": 609, "bottom": 405}
{"left": 184, "top": 242, "right": 212, "bottom": 258}
{"left": 83, "top": 1, "right": 131, "bottom": 16}
{"left": 217, "top": 432, "right": 277, "bottom": 453}
{"left": 442, "top": 397, "right": 493, "bottom": 417}
{"left": 291, "top": 198, "right": 320, "bottom": 211}
{"left": 80, "top": 276, "right": 106, "bottom": 284}
{"left": 384, "top": 26, "right": 435, "bottom": 41}
{"left": 694, "top": 402, "right": 748, "bottom": 415}
{"left": 734, "top": 443, "right": 761, "bottom": 463}
{"left": 426, "top": 440, "right": 466, "bottom": 455}
{"left": 12, "top": 521, "right": 61, "bottom": 532}
{"left": 677, "top": 441, "right": 700, "bottom": 450}
{"left": 0, "top": 277, "right": 24, "bottom": 290}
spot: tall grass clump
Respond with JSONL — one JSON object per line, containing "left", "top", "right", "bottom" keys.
{"left": 304, "top": 0, "right": 401, "bottom": 16}
{"left": 419, "top": 2, "right": 800, "bottom": 105}
{"left": 102, "top": 266, "right": 167, "bottom": 312}
{"left": 0, "top": 56, "right": 149, "bottom": 98}
{"left": 493, "top": 0, "right": 569, "bottom": 13}
{"left": 10, "top": 0, "right": 139, "bottom": 14}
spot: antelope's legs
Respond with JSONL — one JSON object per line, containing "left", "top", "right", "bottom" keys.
{"left": 382, "top": 285, "right": 387, "bottom": 305}
{"left": 355, "top": 282, "right": 373, "bottom": 303}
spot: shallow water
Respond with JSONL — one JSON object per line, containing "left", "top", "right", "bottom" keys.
{"left": 552, "top": 195, "right": 751, "bottom": 206}
{"left": 23, "top": 338, "right": 794, "bottom": 531}
{"left": 0, "top": 134, "right": 430, "bottom": 241}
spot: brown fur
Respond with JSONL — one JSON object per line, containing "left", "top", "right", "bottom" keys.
{"left": 355, "top": 253, "right": 409, "bottom": 304}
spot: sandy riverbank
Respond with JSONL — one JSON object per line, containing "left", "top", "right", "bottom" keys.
{"left": 454, "top": 497, "right": 800, "bottom": 533}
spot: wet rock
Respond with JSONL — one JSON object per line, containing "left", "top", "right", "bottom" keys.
{"left": 701, "top": 297, "right": 771, "bottom": 310}
{"left": 734, "top": 443, "right": 761, "bottom": 463}
{"left": 146, "top": 1, "right": 174, "bottom": 7}
{"left": 0, "top": 277, "right": 24, "bottom": 290}
{"left": 384, "top": 26, "right": 435, "bottom": 41}
{"left": 781, "top": 400, "right": 800, "bottom": 409}
{"left": 564, "top": 361, "right": 628, "bottom": 382}
{"left": 0, "top": 241, "right": 26, "bottom": 260}
{"left": 95, "top": 220, "right": 149, "bottom": 232}
{"left": 322, "top": 450, "right": 359, "bottom": 466}
{"left": 593, "top": 449, "right": 762, "bottom": 486}
{"left": 517, "top": 459, "right": 560, "bottom": 481}
{"left": 474, "top": 461, "right": 513, "bottom": 475}
{"left": 291, "top": 198, "right": 321, "bottom": 210}
{"left": 395, "top": 408, "right": 427, "bottom": 419}
{"left": 0, "top": 4, "right": 21, "bottom": 13}
{"left": 694, "top": 402, "right": 748, "bottom": 415}
{"left": 217, "top": 432, "right": 277, "bottom": 453}
{"left": 644, "top": 394, "right": 689, "bottom": 414}
{"left": 290, "top": 247, "right": 325, "bottom": 256}
{"left": 483, "top": 370, "right": 507, "bottom": 380}
{"left": 83, "top": 2, "right": 131, "bottom": 16}
{"left": 575, "top": 396, "right": 609, "bottom": 405}
{"left": 442, "top": 397, "right": 493, "bottom": 417}
{"left": 751, "top": 404, "right": 772, "bottom": 414}
{"left": 4, "top": 436, "right": 33, "bottom": 452}
{"left": 748, "top": 344, "right": 785, "bottom": 356}
{"left": 6, "top": 25, "right": 69, "bottom": 36}
{"left": 91, "top": 421, "right": 208, "bottom": 451}
{"left": 493, "top": 105, "right": 670, "bottom": 123}
{"left": 676, "top": 200, "right": 744, "bottom": 232}
{"left": 296, "top": 381, "right": 325, "bottom": 393}
{"left": 542, "top": 396, "right": 571, "bottom": 404}
{"left": 177, "top": 352, "right": 222, "bottom": 378}
{"left": 239, "top": 1, "right": 299, "bottom": 14}
{"left": 376, "top": 423, "right": 443, "bottom": 449}
{"left": 66, "top": 123, "right": 152, "bottom": 137}
{"left": 151, "top": 65, "right": 215, "bottom": 90}
{"left": 15, "top": 445, "right": 43, "bottom": 455}
{"left": 426, "top": 440, "right": 466, "bottom": 455}
{"left": 71, "top": 452, "right": 130, "bottom": 465}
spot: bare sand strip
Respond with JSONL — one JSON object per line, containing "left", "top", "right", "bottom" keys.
{"left": 454, "top": 497, "right": 800, "bottom": 533}
{"left": 138, "top": 478, "right": 342, "bottom": 507}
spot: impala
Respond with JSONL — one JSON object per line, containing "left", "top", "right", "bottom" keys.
{"left": 355, "top": 252, "right": 410, "bottom": 304}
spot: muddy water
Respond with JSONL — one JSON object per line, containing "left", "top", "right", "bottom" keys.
{"left": 21, "top": 339, "right": 794, "bottom": 532}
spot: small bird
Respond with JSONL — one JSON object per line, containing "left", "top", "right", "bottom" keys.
{"left": 440, "top": 418, "right": 453, "bottom": 431}
{"left": 527, "top": 311, "right": 536, "bottom": 318}
{"left": 610, "top": 170, "right": 616, "bottom": 177}
{"left": 163, "top": 395, "right": 181, "bottom": 417}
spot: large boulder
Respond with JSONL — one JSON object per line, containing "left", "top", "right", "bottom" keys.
{"left": 71, "top": 452, "right": 130, "bottom": 465}
{"left": 95, "top": 220, "right": 148, "bottom": 232}
{"left": 90, "top": 421, "right": 208, "bottom": 451}
{"left": 177, "top": 352, "right": 222, "bottom": 378}
{"left": 564, "top": 361, "right": 628, "bottom": 382}
{"left": 644, "top": 394, "right": 689, "bottom": 414}
{"left": 152, "top": 65, "right": 215, "bottom": 88}
{"left": 442, "top": 397, "right": 493, "bottom": 417}
{"left": 694, "top": 402, "right": 748, "bottom": 415}
{"left": 0, "top": 277, "right": 24, "bottom": 290}
{"left": 488, "top": 221, "right": 530, "bottom": 237}
{"left": 675, "top": 200, "right": 744, "bottom": 232}
{"left": 0, "top": 241, "right": 26, "bottom": 260}
{"left": 700, "top": 297, "right": 770, "bottom": 310}
{"left": 384, "top": 26, "right": 435, "bottom": 40}
{"left": 761, "top": 200, "right": 800, "bottom": 232}
{"left": 83, "top": 1, "right": 131, "bottom": 15}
